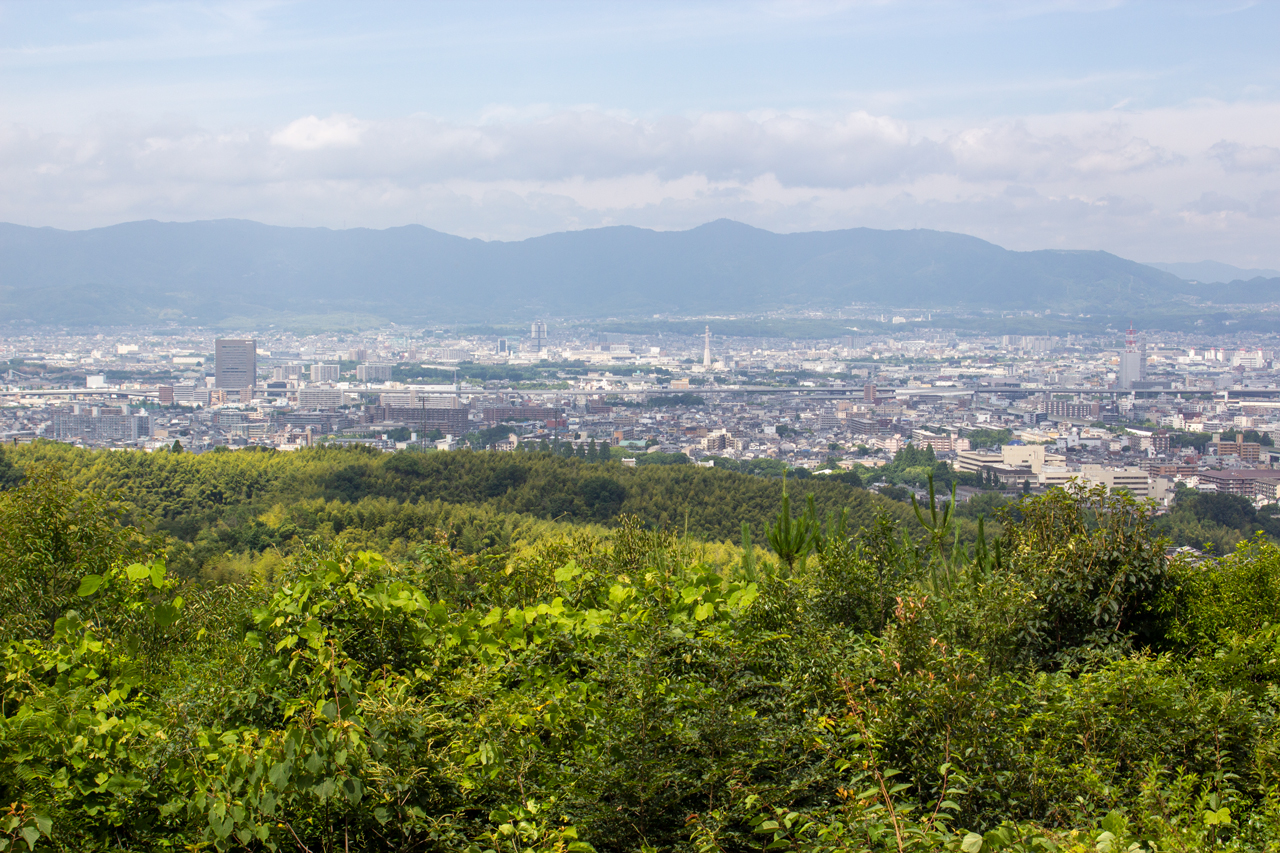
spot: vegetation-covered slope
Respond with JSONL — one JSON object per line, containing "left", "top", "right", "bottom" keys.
{"left": 4, "top": 447, "right": 1280, "bottom": 851}
{"left": 6, "top": 442, "right": 913, "bottom": 577}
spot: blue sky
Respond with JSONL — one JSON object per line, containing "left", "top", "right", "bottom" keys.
{"left": 1, "top": 1, "right": 1278, "bottom": 266}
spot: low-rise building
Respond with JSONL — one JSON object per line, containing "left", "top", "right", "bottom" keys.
{"left": 1211, "top": 434, "right": 1262, "bottom": 463}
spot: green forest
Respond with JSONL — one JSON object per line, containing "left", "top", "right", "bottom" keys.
{"left": 5, "top": 443, "right": 1280, "bottom": 852}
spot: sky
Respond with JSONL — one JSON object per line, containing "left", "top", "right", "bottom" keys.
{"left": 1, "top": 0, "right": 1278, "bottom": 266}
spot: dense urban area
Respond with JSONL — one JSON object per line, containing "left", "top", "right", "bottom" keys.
{"left": 6, "top": 317, "right": 1280, "bottom": 517}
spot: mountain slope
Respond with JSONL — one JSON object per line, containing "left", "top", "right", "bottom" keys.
{"left": 0, "top": 218, "right": 1195, "bottom": 325}
{"left": 1145, "top": 260, "right": 1280, "bottom": 284}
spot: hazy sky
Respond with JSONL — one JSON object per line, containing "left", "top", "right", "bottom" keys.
{"left": 2, "top": 1, "right": 1278, "bottom": 266}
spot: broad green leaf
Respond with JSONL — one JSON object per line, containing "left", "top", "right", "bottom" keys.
{"left": 150, "top": 562, "right": 165, "bottom": 589}
{"left": 126, "top": 563, "right": 150, "bottom": 581}
{"left": 154, "top": 603, "right": 180, "bottom": 628}
{"left": 960, "top": 832, "right": 985, "bottom": 853}
{"left": 77, "top": 574, "right": 104, "bottom": 596}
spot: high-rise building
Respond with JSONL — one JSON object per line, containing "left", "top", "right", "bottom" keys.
{"left": 272, "top": 364, "right": 304, "bottom": 382}
{"left": 214, "top": 340, "right": 256, "bottom": 390}
{"left": 530, "top": 322, "right": 547, "bottom": 351}
{"left": 311, "top": 363, "right": 340, "bottom": 383}
{"left": 1118, "top": 325, "right": 1146, "bottom": 389}
{"left": 356, "top": 363, "right": 393, "bottom": 382}
{"left": 703, "top": 326, "right": 712, "bottom": 367}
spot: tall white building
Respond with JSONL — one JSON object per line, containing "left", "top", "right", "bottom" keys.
{"left": 1118, "top": 325, "right": 1146, "bottom": 389}
{"left": 703, "top": 326, "right": 711, "bottom": 368}
{"left": 310, "top": 363, "right": 340, "bottom": 383}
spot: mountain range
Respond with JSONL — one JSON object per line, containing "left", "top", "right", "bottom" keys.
{"left": 0, "top": 218, "right": 1273, "bottom": 326}
{"left": 1144, "top": 260, "right": 1280, "bottom": 284}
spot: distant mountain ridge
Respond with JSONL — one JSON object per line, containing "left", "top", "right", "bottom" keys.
{"left": 1144, "top": 260, "right": 1280, "bottom": 284}
{"left": 0, "top": 218, "right": 1232, "bottom": 325}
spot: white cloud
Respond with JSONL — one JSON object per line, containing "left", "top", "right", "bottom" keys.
{"left": 270, "top": 114, "right": 365, "bottom": 151}
{"left": 2, "top": 100, "right": 1279, "bottom": 267}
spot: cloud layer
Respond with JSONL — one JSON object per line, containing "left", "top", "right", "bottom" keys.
{"left": 3, "top": 100, "right": 1279, "bottom": 267}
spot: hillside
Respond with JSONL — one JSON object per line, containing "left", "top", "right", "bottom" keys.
{"left": 0, "top": 218, "right": 1194, "bottom": 325}
{"left": 6, "top": 442, "right": 1280, "bottom": 850}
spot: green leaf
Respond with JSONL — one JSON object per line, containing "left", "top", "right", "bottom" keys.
{"left": 150, "top": 562, "right": 165, "bottom": 589}
{"left": 154, "top": 603, "right": 180, "bottom": 628}
{"left": 125, "top": 563, "right": 150, "bottom": 581}
{"left": 961, "top": 832, "right": 985, "bottom": 853}
{"left": 18, "top": 827, "right": 38, "bottom": 851}
{"left": 554, "top": 560, "right": 581, "bottom": 582}
{"left": 1100, "top": 811, "right": 1126, "bottom": 836}
{"left": 77, "top": 574, "right": 104, "bottom": 596}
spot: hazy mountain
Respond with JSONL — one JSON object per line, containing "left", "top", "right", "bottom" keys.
{"left": 0, "top": 218, "right": 1201, "bottom": 325}
{"left": 1145, "top": 260, "right": 1280, "bottom": 284}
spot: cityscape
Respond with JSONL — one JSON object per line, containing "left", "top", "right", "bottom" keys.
{"left": 6, "top": 314, "right": 1280, "bottom": 509}
{"left": 7, "top": 3, "right": 1280, "bottom": 850}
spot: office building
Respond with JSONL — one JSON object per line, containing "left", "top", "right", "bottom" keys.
{"left": 530, "top": 322, "right": 547, "bottom": 351}
{"left": 215, "top": 339, "right": 256, "bottom": 390}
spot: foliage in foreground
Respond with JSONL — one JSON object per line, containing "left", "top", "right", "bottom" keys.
{"left": 4, "top": 467, "right": 1280, "bottom": 851}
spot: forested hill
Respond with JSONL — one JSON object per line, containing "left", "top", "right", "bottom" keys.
{"left": 0, "top": 217, "right": 1193, "bottom": 324}
{"left": 5, "top": 442, "right": 913, "bottom": 576}
{"left": 8, "top": 436, "right": 1280, "bottom": 850}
